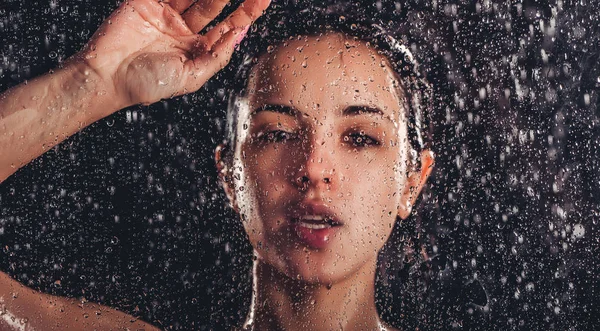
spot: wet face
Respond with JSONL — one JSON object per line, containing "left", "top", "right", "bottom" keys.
{"left": 227, "top": 33, "right": 414, "bottom": 284}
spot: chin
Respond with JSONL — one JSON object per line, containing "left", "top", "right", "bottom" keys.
{"left": 268, "top": 248, "right": 376, "bottom": 286}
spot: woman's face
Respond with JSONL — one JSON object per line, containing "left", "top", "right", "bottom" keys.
{"left": 225, "top": 33, "right": 420, "bottom": 284}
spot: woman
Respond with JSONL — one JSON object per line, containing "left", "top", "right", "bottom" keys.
{"left": 0, "top": 0, "right": 434, "bottom": 329}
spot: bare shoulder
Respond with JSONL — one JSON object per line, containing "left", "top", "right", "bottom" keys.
{"left": 0, "top": 271, "right": 159, "bottom": 331}
{"left": 47, "top": 295, "right": 161, "bottom": 330}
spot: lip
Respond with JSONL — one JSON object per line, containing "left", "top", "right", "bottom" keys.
{"left": 289, "top": 201, "right": 344, "bottom": 226}
{"left": 288, "top": 201, "right": 343, "bottom": 249}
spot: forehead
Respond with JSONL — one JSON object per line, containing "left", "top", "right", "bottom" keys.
{"left": 245, "top": 33, "right": 404, "bottom": 120}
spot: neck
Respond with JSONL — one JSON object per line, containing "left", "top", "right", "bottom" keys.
{"left": 244, "top": 254, "right": 385, "bottom": 331}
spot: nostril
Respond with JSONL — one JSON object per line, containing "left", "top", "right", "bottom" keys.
{"left": 295, "top": 174, "right": 332, "bottom": 188}
{"left": 296, "top": 176, "right": 310, "bottom": 188}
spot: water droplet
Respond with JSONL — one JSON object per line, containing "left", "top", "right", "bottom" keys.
{"left": 572, "top": 224, "right": 585, "bottom": 238}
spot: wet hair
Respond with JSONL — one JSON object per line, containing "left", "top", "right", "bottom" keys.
{"left": 220, "top": 1, "right": 433, "bottom": 169}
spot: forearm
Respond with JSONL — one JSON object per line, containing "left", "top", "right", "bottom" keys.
{"left": 0, "top": 60, "right": 123, "bottom": 183}
{"left": 0, "top": 272, "right": 159, "bottom": 330}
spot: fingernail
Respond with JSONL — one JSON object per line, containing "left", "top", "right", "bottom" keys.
{"left": 234, "top": 25, "right": 250, "bottom": 47}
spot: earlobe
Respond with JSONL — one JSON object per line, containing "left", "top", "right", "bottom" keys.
{"left": 215, "top": 143, "right": 239, "bottom": 213}
{"left": 397, "top": 149, "right": 435, "bottom": 220}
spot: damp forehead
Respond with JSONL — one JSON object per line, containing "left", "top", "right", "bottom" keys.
{"left": 242, "top": 32, "right": 406, "bottom": 127}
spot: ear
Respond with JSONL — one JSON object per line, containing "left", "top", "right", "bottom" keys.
{"left": 397, "top": 149, "right": 435, "bottom": 220}
{"left": 215, "top": 143, "right": 239, "bottom": 213}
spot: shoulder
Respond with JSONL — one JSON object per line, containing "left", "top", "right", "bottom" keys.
{"left": 381, "top": 320, "right": 402, "bottom": 331}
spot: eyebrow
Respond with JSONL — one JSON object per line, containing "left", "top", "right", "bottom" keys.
{"left": 343, "top": 105, "right": 385, "bottom": 117}
{"left": 251, "top": 104, "right": 395, "bottom": 124}
{"left": 251, "top": 104, "right": 298, "bottom": 117}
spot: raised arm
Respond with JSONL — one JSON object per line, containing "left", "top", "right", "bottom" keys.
{"left": 0, "top": 59, "right": 120, "bottom": 183}
{"left": 0, "top": 0, "right": 270, "bottom": 183}
{"left": 0, "top": 0, "right": 270, "bottom": 328}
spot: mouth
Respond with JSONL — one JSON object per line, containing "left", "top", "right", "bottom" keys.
{"left": 288, "top": 201, "right": 344, "bottom": 227}
{"left": 288, "top": 203, "right": 344, "bottom": 249}
{"left": 291, "top": 215, "right": 342, "bottom": 229}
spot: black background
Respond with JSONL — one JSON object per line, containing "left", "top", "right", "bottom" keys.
{"left": 0, "top": 0, "right": 598, "bottom": 330}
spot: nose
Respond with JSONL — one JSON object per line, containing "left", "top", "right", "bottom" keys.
{"left": 294, "top": 135, "right": 337, "bottom": 191}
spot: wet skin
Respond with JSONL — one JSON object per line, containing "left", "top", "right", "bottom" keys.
{"left": 227, "top": 33, "right": 419, "bottom": 285}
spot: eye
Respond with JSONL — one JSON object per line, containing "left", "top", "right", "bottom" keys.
{"left": 344, "top": 131, "right": 380, "bottom": 147}
{"left": 256, "top": 130, "right": 298, "bottom": 143}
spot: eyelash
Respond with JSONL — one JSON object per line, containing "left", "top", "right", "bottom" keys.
{"left": 256, "top": 130, "right": 299, "bottom": 143}
{"left": 345, "top": 132, "right": 380, "bottom": 147}
{"left": 257, "top": 130, "right": 380, "bottom": 147}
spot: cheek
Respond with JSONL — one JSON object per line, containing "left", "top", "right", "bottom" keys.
{"left": 346, "top": 150, "right": 403, "bottom": 199}
{"left": 232, "top": 143, "right": 293, "bottom": 230}
{"left": 241, "top": 144, "right": 294, "bottom": 195}
{"left": 344, "top": 151, "right": 403, "bottom": 235}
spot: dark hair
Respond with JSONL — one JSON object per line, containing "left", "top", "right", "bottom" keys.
{"left": 221, "top": 1, "right": 433, "bottom": 168}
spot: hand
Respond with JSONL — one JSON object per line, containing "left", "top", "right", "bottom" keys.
{"left": 76, "top": 0, "right": 270, "bottom": 109}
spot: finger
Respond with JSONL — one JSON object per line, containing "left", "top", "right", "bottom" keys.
{"left": 127, "top": 0, "right": 193, "bottom": 35}
{"left": 204, "top": 0, "right": 269, "bottom": 47}
{"left": 164, "top": 0, "right": 194, "bottom": 13}
{"left": 182, "top": 0, "right": 230, "bottom": 34}
{"left": 184, "top": 28, "right": 245, "bottom": 92}
{"left": 166, "top": 0, "right": 196, "bottom": 13}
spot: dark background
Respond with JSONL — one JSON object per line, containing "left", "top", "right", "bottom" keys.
{"left": 0, "top": 0, "right": 598, "bottom": 330}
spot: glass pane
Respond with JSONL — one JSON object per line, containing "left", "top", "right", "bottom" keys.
{"left": 0, "top": 0, "right": 597, "bottom": 329}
